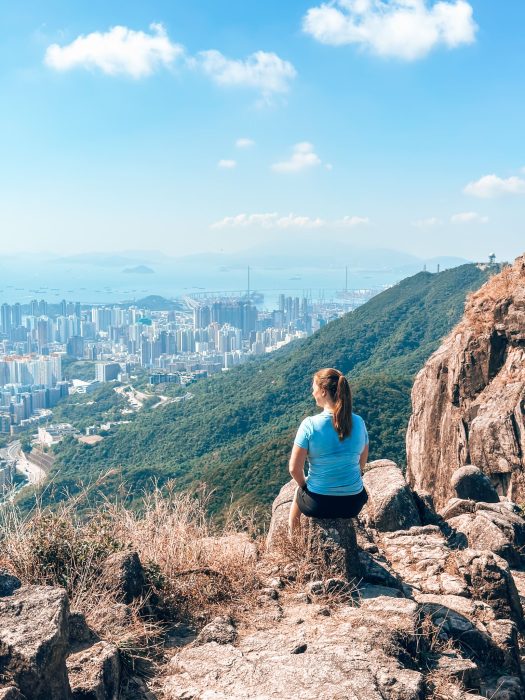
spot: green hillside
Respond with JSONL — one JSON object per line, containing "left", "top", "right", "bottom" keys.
{"left": 32, "top": 264, "right": 493, "bottom": 518}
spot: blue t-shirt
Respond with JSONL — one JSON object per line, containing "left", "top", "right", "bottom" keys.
{"left": 294, "top": 410, "right": 368, "bottom": 496}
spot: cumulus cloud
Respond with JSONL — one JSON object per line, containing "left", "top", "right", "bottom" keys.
{"left": 272, "top": 142, "right": 322, "bottom": 173}
{"left": 451, "top": 211, "right": 488, "bottom": 224}
{"left": 236, "top": 138, "right": 255, "bottom": 148}
{"left": 412, "top": 217, "right": 442, "bottom": 228}
{"left": 45, "top": 26, "right": 296, "bottom": 98}
{"left": 197, "top": 50, "right": 297, "bottom": 96}
{"left": 302, "top": 0, "right": 477, "bottom": 60}
{"left": 210, "top": 212, "right": 369, "bottom": 229}
{"left": 218, "top": 159, "right": 237, "bottom": 169}
{"left": 44, "top": 23, "right": 183, "bottom": 78}
{"left": 464, "top": 174, "right": 525, "bottom": 198}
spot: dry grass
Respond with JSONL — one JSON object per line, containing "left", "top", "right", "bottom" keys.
{"left": 463, "top": 262, "right": 519, "bottom": 332}
{"left": 0, "top": 481, "right": 262, "bottom": 666}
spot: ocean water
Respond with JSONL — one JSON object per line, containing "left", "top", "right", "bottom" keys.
{"left": 0, "top": 258, "right": 417, "bottom": 310}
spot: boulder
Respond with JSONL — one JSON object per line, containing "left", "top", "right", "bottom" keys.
{"left": 456, "top": 550, "right": 523, "bottom": 626}
{"left": 100, "top": 550, "right": 145, "bottom": 604}
{"left": 195, "top": 617, "right": 237, "bottom": 646}
{"left": 306, "top": 517, "right": 362, "bottom": 581}
{"left": 451, "top": 465, "right": 500, "bottom": 503}
{"left": 266, "top": 480, "right": 296, "bottom": 550}
{"left": 0, "top": 569, "right": 21, "bottom": 597}
{"left": 440, "top": 497, "right": 477, "bottom": 521}
{"left": 361, "top": 463, "right": 421, "bottom": 532}
{"left": 66, "top": 640, "right": 120, "bottom": 700}
{"left": 448, "top": 504, "right": 525, "bottom": 567}
{"left": 0, "top": 585, "right": 71, "bottom": 700}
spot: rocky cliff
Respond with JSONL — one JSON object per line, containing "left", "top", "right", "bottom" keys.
{"left": 406, "top": 255, "right": 525, "bottom": 509}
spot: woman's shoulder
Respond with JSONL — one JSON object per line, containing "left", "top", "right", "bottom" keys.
{"left": 352, "top": 413, "right": 367, "bottom": 428}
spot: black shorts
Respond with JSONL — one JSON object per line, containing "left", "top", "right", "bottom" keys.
{"left": 296, "top": 484, "right": 368, "bottom": 519}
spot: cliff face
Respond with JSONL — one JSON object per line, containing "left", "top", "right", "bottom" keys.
{"left": 406, "top": 255, "right": 525, "bottom": 508}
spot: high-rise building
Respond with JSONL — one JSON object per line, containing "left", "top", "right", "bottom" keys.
{"left": 0, "top": 304, "right": 11, "bottom": 335}
{"left": 12, "top": 303, "right": 22, "bottom": 328}
{"left": 95, "top": 362, "right": 121, "bottom": 383}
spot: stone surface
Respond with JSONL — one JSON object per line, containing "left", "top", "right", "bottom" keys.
{"left": 406, "top": 255, "right": 525, "bottom": 509}
{"left": 451, "top": 465, "right": 500, "bottom": 503}
{"left": 440, "top": 497, "right": 477, "bottom": 521}
{"left": 361, "top": 463, "right": 421, "bottom": 532}
{"left": 0, "top": 569, "right": 21, "bottom": 597}
{"left": 455, "top": 550, "right": 523, "bottom": 625}
{"left": 265, "top": 480, "right": 296, "bottom": 550}
{"left": 162, "top": 597, "right": 424, "bottom": 700}
{"left": 433, "top": 654, "right": 481, "bottom": 688}
{"left": 0, "top": 689, "right": 25, "bottom": 700}
{"left": 100, "top": 550, "right": 145, "bottom": 604}
{"left": 448, "top": 503, "right": 525, "bottom": 567}
{"left": 67, "top": 640, "right": 120, "bottom": 700}
{"left": 195, "top": 617, "right": 237, "bottom": 646}
{"left": 0, "top": 585, "right": 71, "bottom": 700}
{"left": 306, "top": 517, "right": 362, "bottom": 581}
{"left": 380, "top": 526, "right": 469, "bottom": 597}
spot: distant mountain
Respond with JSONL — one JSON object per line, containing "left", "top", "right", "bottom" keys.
{"left": 51, "top": 251, "right": 167, "bottom": 267}
{"left": 174, "top": 244, "right": 468, "bottom": 274}
{"left": 119, "top": 295, "right": 183, "bottom": 311}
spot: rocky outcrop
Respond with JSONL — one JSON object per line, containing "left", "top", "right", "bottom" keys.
{"left": 406, "top": 255, "right": 525, "bottom": 508}
{"left": 0, "top": 585, "right": 71, "bottom": 700}
{"left": 362, "top": 460, "right": 421, "bottom": 532}
{"left": 451, "top": 465, "right": 500, "bottom": 503}
{"left": 163, "top": 596, "right": 426, "bottom": 700}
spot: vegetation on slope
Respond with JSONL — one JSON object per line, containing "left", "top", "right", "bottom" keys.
{"left": 27, "top": 264, "right": 493, "bottom": 518}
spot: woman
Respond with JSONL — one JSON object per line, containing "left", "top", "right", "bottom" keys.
{"left": 288, "top": 368, "right": 369, "bottom": 533}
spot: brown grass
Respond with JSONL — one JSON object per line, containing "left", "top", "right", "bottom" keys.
{"left": 0, "top": 482, "right": 262, "bottom": 666}
{"left": 463, "top": 262, "right": 518, "bottom": 332}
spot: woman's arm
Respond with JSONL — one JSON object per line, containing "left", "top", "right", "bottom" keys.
{"left": 359, "top": 444, "right": 369, "bottom": 473}
{"left": 289, "top": 444, "right": 308, "bottom": 488}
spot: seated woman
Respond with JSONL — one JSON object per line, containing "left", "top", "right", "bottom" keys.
{"left": 288, "top": 367, "right": 369, "bottom": 533}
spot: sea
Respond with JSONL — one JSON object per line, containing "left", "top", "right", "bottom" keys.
{"left": 0, "top": 257, "right": 428, "bottom": 311}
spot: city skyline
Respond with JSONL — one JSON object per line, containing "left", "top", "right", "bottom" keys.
{"left": 0, "top": 1, "right": 524, "bottom": 261}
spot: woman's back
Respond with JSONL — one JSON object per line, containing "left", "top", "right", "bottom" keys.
{"left": 294, "top": 410, "right": 368, "bottom": 496}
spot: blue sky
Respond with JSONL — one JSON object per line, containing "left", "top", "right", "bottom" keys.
{"left": 0, "top": 1, "right": 524, "bottom": 261}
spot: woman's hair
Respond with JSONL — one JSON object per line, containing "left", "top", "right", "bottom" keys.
{"left": 314, "top": 368, "right": 352, "bottom": 441}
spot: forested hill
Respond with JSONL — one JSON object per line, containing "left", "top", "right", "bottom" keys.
{"left": 42, "top": 264, "right": 494, "bottom": 518}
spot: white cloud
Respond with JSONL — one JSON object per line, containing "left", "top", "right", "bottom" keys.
{"left": 236, "top": 138, "right": 255, "bottom": 148}
{"left": 337, "top": 215, "right": 370, "bottom": 227}
{"left": 464, "top": 174, "right": 525, "bottom": 198}
{"left": 412, "top": 217, "right": 442, "bottom": 228}
{"left": 45, "top": 27, "right": 296, "bottom": 99}
{"left": 44, "top": 23, "right": 183, "bottom": 78}
{"left": 218, "top": 159, "right": 237, "bottom": 169}
{"left": 210, "top": 212, "right": 369, "bottom": 229}
{"left": 272, "top": 142, "right": 322, "bottom": 173}
{"left": 451, "top": 211, "right": 488, "bottom": 224}
{"left": 197, "top": 50, "right": 297, "bottom": 96}
{"left": 302, "top": 0, "right": 477, "bottom": 60}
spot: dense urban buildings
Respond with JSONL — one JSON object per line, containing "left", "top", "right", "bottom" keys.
{"left": 0, "top": 290, "right": 378, "bottom": 433}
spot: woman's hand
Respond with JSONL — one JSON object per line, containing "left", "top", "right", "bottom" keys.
{"left": 289, "top": 444, "right": 308, "bottom": 488}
